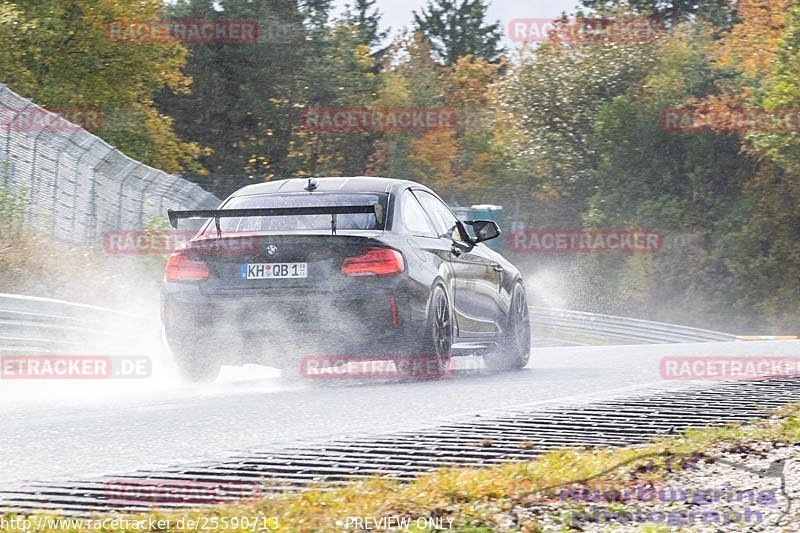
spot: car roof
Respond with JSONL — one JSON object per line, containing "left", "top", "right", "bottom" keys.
{"left": 231, "top": 176, "right": 429, "bottom": 197}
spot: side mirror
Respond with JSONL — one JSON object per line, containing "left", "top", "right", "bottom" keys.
{"left": 467, "top": 220, "right": 501, "bottom": 243}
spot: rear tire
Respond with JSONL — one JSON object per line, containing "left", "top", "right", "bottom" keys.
{"left": 398, "top": 285, "right": 452, "bottom": 379}
{"left": 484, "top": 282, "right": 531, "bottom": 371}
{"left": 167, "top": 338, "right": 222, "bottom": 383}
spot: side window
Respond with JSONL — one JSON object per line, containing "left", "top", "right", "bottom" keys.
{"left": 414, "top": 191, "right": 467, "bottom": 241}
{"left": 402, "top": 191, "right": 437, "bottom": 237}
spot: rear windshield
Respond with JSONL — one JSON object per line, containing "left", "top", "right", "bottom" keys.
{"left": 204, "top": 193, "right": 387, "bottom": 233}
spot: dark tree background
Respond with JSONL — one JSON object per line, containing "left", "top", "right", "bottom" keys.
{"left": 412, "top": 0, "right": 505, "bottom": 65}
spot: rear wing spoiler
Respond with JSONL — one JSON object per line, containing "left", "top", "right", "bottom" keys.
{"left": 167, "top": 205, "right": 378, "bottom": 235}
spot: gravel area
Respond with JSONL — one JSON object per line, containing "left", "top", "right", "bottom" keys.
{"left": 500, "top": 440, "right": 800, "bottom": 531}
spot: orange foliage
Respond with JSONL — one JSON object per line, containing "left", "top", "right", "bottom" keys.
{"left": 408, "top": 130, "right": 459, "bottom": 188}
{"left": 706, "top": 0, "right": 792, "bottom": 107}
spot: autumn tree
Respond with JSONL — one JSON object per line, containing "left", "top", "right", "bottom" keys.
{"left": 366, "top": 32, "right": 443, "bottom": 180}
{"left": 704, "top": 0, "right": 800, "bottom": 328}
{"left": 0, "top": 0, "right": 202, "bottom": 173}
{"left": 285, "top": 20, "right": 382, "bottom": 179}
{"left": 157, "top": 0, "right": 310, "bottom": 194}
{"left": 493, "top": 17, "right": 660, "bottom": 205}
{"left": 408, "top": 55, "right": 504, "bottom": 194}
{"left": 581, "top": 24, "right": 757, "bottom": 322}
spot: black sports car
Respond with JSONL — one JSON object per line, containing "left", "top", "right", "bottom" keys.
{"left": 162, "top": 177, "right": 530, "bottom": 381}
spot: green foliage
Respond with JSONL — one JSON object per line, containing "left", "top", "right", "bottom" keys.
{"left": 0, "top": 0, "right": 202, "bottom": 173}
{"left": 159, "top": 0, "right": 383, "bottom": 195}
{"left": 489, "top": 10, "right": 798, "bottom": 329}
{"left": 157, "top": 0, "right": 310, "bottom": 193}
{"left": 412, "top": 0, "right": 505, "bottom": 65}
{"left": 494, "top": 17, "right": 660, "bottom": 203}
{"left": 748, "top": 2, "right": 800, "bottom": 174}
{"left": 711, "top": 1, "right": 800, "bottom": 330}
{"left": 341, "top": 0, "right": 388, "bottom": 47}
{"left": 0, "top": 184, "right": 27, "bottom": 242}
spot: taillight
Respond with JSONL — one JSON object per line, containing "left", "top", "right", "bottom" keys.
{"left": 166, "top": 253, "right": 209, "bottom": 282}
{"left": 342, "top": 248, "right": 404, "bottom": 276}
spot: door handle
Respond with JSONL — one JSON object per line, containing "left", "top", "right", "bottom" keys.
{"left": 492, "top": 263, "right": 503, "bottom": 272}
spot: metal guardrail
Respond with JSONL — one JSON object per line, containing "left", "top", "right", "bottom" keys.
{"left": 0, "top": 294, "right": 741, "bottom": 355}
{"left": 0, "top": 293, "right": 156, "bottom": 354}
{"left": 529, "top": 306, "right": 738, "bottom": 344}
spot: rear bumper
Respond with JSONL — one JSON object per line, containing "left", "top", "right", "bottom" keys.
{"left": 161, "top": 280, "right": 427, "bottom": 363}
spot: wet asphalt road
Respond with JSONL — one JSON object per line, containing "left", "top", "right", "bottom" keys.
{"left": 1, "top": 340, "right": 799, "bottom": 485}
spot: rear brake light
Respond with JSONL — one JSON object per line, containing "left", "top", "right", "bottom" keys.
{"left": 342, "top": 248, "right": 404, "bottom": 276}
{"left": 166, "top": 253, "right": 209, "bottom": 282}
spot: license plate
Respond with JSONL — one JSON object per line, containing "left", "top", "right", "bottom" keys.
{"left": 241, "top": 262, "right": 307, "bottom": 279}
